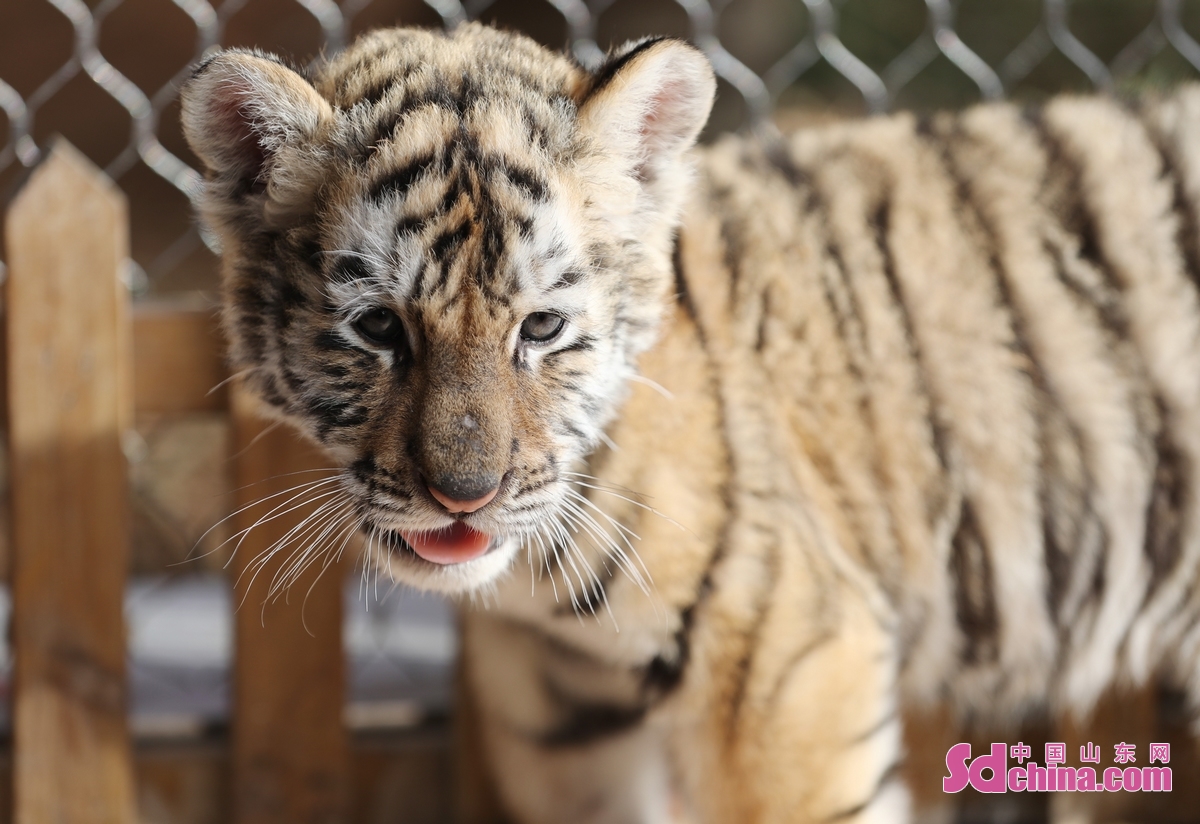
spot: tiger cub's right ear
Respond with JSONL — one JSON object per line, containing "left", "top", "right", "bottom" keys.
{"left": 181, "top": 50, "right": 333, "bottom": 188}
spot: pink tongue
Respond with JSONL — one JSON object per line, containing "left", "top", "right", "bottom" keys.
{"left": 400, "top": 522, "right": 492, "bottom": 565}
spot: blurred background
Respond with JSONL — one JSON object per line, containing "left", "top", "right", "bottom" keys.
{"left": 3, "top": 1, "right": 1200, "bottom": 822}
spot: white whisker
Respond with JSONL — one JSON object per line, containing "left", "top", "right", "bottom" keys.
{"left": 187, "top": 473, "right": 343, "bottom": 564}
{"left": 227, "top": 486, "right": 349, "bottom": 578}
{"left": 561, "top": 491, "right": 647, "bottom": 587}
{"left": 270, "top": 503, "right": 355, "bottom": 600}
{"left": 627, "top": 373, "right": 673, "bottom": 399}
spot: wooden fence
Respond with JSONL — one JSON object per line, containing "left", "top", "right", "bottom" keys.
{"left": 3, "top": 141, "right": 350, "bottom": 823}
{"left": 3, "top": 143, "right": 1198, "bottom": 824}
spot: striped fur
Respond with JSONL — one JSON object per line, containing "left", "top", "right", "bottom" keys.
{"left": 183, "top": 24, "right": 1200, "bottom": 824}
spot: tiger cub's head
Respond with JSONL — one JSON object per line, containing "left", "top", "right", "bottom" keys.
{"left": 181, "top": 24, "right": 714, "bottom": 592}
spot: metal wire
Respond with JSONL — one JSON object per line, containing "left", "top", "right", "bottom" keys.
{"left": 3, "top": 0, "right": 1200, "bottom": 291}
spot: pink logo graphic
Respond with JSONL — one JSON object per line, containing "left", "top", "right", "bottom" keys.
{"left": 943, "top": 742, "right": 1172, "bottom": 794}
{"left": 943, "top": 743, "right": 1006, "bottom": 794}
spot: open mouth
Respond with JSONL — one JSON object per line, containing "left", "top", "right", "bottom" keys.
{"left": 380, "top": 521, "right": 495, "bottom": 566}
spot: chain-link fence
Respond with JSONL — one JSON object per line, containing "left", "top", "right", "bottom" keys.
{"left": 5, "top": 0, "right": 1200, "bottom": 297}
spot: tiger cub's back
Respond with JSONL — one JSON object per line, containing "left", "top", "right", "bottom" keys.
{"left": 681, "top": 88, "right": 1200, "bottom": 720}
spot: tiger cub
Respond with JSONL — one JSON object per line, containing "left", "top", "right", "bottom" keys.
{"left": 182, "top": 22, "right": 1200, "bottom": 824}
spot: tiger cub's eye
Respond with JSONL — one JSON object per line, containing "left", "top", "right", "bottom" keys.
{"left": 520, "top": 312, "right": 566, "bottom": 343}
{"left": 354, "top": 307, "right": 405, "bottom": 345}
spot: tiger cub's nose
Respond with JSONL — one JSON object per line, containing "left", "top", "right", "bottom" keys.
{"left": 427, "top": 475, "right": 500, "bottom": 513}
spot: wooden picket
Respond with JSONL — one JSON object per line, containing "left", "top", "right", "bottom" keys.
{"left": 229, "top": 387, "right": 349, "bottom": 824}
{"left": 4, "top": 142, "right": 138, "bottom": 823}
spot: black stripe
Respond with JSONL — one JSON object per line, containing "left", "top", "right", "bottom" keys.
{"left": 551, "top": 269, "right": 585, "bottom": 289}
{"left": 359, "top": 74, "right": 398, "bottom": 107}
{"left": 587, "top": 37, "right": 669, "bottom": 98}
{"left": 254, "top": 372, "right": 286, "bottom": 408}
{"left": 306, "top": 397, "right": 370, "bottom": 430}
{"left": 872, "top": 192, "right": 952, "bottom": 477}
{"left": 439, "top": 172, "right": 466, "bottom": 216}
{"left": 395, "top": 214, "right": 425, "bottom": 236}
{"left": 277, "top": 279, "right": 306, "bottom": 317}
{"left": 950, "top": 499, "right": 1000, "bottom": 664}
{"left": 493, "top": 160, "right": 549, "bottom": 202}
{"left": 368, "top": 152, "right": 435, "bottom": 202}
{"left": 328, "top": 255, "right": 369, "bottom": 284}
{"left": 818, "top": 206, "right": 869, "bottom": 385}
{"left": 513, "top": 474, "right": 556, "bottom": 497}
{"left": 546, "top": 335, "right": 597, "bottom": 357}
{"left": 536, "top": 700, "right": 645, "bottom": 749}
{"left": 1023, "top": 110, "right": 1126, "bottom": 310}
{"left": 232, "top": 276, "right": 270, "bottom": 314}
{"left": 672, "top": 236, "right": 700, "bottom": 327}
{"left": 430, "top": 220, "right": 471, "bottom": 261}
{"left": 236, "top": 321, "right": 267, "bottom": 364}
{"left": 1144, "top": 400, "right": 1186, "bottom": 593}
{"left": 761, "top": 132, "right": 812, "bottom": 189}
{"left": 709, "top": 185, "right": 746, "bottom": 301}
{"left": 724, "top": 528, "right": 782, "bottom": 743}
{"left": 641, "top": 621, "right": 690, "bottom": 697}
{"left": 755, "top": 286, "right": 771, "bottom": 353}
{"left": 313, "top": 330, "right": 366, "bottom": 354}
{"left": 1143, "top": 119, "right": 1200, "bottom": 291}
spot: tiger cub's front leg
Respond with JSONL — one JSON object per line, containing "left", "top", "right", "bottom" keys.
{"left": 463, "top": 612, "right": 691, "bottom": 824}
{"left": 464, "top": 587, "right": 907, "bottom": 824}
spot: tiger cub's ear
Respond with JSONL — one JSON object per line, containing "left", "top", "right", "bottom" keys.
{"left": 181, "top": 50, "right": 334, "bottom": 219}
{"left": 580, "top": 38, "right": 716, "bottom": 195}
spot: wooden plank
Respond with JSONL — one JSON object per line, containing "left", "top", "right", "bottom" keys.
{"left": 453, "top": 646, "right": 506, "bottom": 824}
{"left": 0, "top": 302, "right": 226, "bottom": 431}
{"left": 4, "top": 141, "right": 137, "bottom": 823}
{"left": 132, "top": 301, "right": 227, "bottom": 416}
{"left": 229, "top": 385, "right": 350, "bottom": 824}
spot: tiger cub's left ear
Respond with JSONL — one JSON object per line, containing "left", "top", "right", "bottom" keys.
{"left": 580, "top": 38, "right": 716, "bottom": 193}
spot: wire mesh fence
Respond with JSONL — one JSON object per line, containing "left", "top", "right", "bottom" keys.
{"left": 5, "top": 0, "right": 1200, "bottom": 296}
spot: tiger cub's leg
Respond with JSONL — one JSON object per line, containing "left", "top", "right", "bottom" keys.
{"left": 464, "top": 592, "right": 907, "bottom": 824}
{"left": 672, "top": 581, "right": 908, "bottom": 824}
{"left": 462, "top": 612, "right": 689, "bottom": 824}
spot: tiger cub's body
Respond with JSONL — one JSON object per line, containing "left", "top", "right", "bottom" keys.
{"left": 182, "top": 23, "right": 1200, "bottom": 823}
